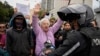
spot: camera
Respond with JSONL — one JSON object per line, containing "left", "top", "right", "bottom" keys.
{"left": 40, "top": 40, "right": 55, "bottom": 56}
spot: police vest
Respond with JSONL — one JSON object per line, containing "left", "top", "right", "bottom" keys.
{"left": 80, "top": 27, "right": 100, "bottom": 56}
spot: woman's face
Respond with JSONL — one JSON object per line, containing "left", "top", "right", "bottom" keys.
{"left": 64, "top": 23, "right": 71, "bottom": 31}
{"left": 40, "top": 20, "right": 50, "bottom": 32}
{"left": 0, "top": 24, "right": 6, "bottom": 32}
{"left": 50, "top": 20, "right": 56, "bottom": 26}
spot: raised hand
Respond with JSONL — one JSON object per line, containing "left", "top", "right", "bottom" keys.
{"left": 33, "top": 3, "right": 41, "bottom": 15}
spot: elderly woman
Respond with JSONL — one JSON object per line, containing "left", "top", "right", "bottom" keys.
{"left": 32, "top": 4, "right": 63, "bottom": 56}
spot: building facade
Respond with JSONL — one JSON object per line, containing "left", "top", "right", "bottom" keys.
{"left": 50, "top": 0, "right": 69, "bottom": 18}
{"left": 41, "top": 0, "right": 93, "bottom": 18}
{"left": 41, "top": 0, "right": 54, "bottom": 11}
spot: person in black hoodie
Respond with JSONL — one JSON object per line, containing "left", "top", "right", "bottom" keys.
{"left": 6, "top": 12, "right": 33, "bottom": 56}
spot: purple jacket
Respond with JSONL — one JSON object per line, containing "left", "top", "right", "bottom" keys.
{"left": 32, "top": 15, "right": 63, "bottom": 56}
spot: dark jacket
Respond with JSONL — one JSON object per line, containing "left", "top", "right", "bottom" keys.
{"left": 6, "top": 12, "right": 33, "bottom": 56}
{"left": 80, "top": 27, "right": 100, "bottom": 56}
{"left": 55, "top": 29, "right": 72, "bottom": 48}
{"left": 47, "top": 30, "right": 89, "bottom": 56}
{"left": 59, "top": 30, "right": 72, "bottom": 40}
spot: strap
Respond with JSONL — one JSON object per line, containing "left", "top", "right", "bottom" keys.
{"left": 63, "top": 42, "right": 80, "bottom": 56}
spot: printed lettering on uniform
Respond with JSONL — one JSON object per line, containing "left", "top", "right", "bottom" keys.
{"left": 92, "top": 38, "right": 100, "bottom": 46}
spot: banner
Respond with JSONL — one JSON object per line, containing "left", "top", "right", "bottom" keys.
{"left": 16, "top": 3, "right": 30, "bottom": 16}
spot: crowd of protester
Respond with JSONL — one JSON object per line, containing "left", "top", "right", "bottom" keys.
{"left": 0, "top": 3, "right": 100, "bottom": 56}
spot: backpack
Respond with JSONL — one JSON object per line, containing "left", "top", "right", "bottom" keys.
{"left": 80, "top": 27, "right": 100, "bottom": 56}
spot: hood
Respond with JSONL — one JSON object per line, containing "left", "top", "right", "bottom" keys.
{"left": 11, "top": 12, "right": 27, "bottom": 29}
{"left": 57, "top": 4, "right": 94, "bottom": 26}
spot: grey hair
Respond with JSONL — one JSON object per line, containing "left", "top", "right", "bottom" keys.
{"left": 39, "top": 18, "right": 50, "bottom": 26}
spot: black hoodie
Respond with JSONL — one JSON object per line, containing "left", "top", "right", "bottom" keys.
{"left": 6, "top": 12, "right": 33, "bottom": 56}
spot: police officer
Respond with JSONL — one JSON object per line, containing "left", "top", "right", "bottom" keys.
{"left": 47, "top": 4, "right": 95, "bottom": 56}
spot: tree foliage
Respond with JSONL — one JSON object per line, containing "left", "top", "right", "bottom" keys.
{"left": 0, "top": 1, "right": 14, "bottom": 23}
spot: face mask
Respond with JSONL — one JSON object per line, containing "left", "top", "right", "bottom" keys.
{"left": 26, "top": 19, "right": 30, "bottom": 24}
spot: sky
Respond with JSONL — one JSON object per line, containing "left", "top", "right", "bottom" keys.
{"left": 1, "top": 0, "right": 41, "bottom": 9}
